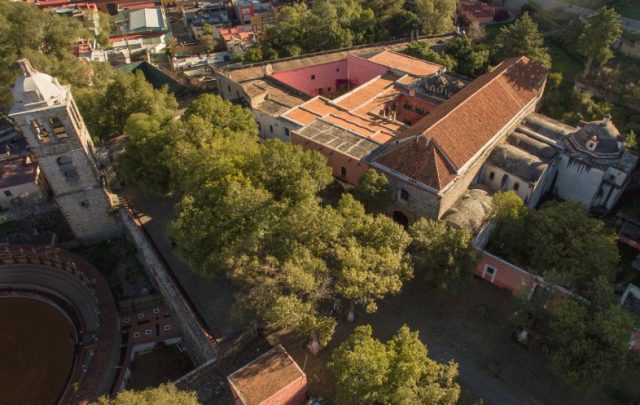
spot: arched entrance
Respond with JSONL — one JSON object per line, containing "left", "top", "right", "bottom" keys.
{"left": 392, "top": 211, "right": 409, "bottom": 227}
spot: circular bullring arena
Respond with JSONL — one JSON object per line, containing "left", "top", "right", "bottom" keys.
{"left": 0, "top": 246, "right": 120, "bottom": 404}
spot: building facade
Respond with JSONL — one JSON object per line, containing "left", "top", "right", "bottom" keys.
{"left": 10, "top": 59, "right": 121, "bottom": 243}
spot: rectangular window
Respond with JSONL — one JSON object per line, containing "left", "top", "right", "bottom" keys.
{"left": 133, "top": 331, "right": 141, "bottom": 338}
{"left": 327, "top": 87, "right": 331, "bottom": 92}
{"left": 145, "top": 329, "right": 152, "bottom": 335}
{"left": 400, "top": 188, "right": 409, "bottom": 201}
{"left": 513, "top": 182, "right": 520, "bottom": 191}
{"left": 403, "top": 103, "right": 413, "bottom": 112}
{"left": 269, "top": 125, "right": 273, "bottom": 133}
{"left": 137, "top": 313, "right": 144, "bottom": 319}
{"left": 489, "top": 171, "right": 495, "bottom": 180}
{"left": 164, "top": 325, "right": 171, "bottom": 331}
{"left": 486, "top": 266, "right": 495, "bottom": 275}
{"left": 4, "top": 190, "right": 12, "bottom": 197}
{"left": 285, "top": 128, "right": 290, "bottom": 136}
{"left": 340, "top": 166, "right": 347, "bottom": 178}
{"left": 153, "top": 308, "right": 160, "bottom": 314}
{"left": 484, "top": 265, "right": 497, "bottom": 282}
{"left": 311, "top": 74, "right": 316, "bottom": 80}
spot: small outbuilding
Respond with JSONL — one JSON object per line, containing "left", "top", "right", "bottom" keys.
{"left": 227, "top": 345, "right": 307, "bottom": 405}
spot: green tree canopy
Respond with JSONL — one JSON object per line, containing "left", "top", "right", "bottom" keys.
{"left": 527, "top": 201, "right": 619, "bottom": 290}
{"left": 329, "top": 324, "right": 460, "bottom": 405}
{"left": 83, "top": 71, "right": 177, "bottom": 142}
{"left": 548, "top": 299, "right": 634, "bottom": 388}
{"left": 577, "top": 6, "right": 622, "bottom": 76}
{"left": 445, "top": 36, "right": 490, "bottom": 77}
{"left": 493, "top": 12, "right": 551, "bottom": 68}
{"left": 414, "top": 0, "right": 457, "bottom": 35}
{"left": 403, "top": 41, "right": 457, "bottom": 71}
{"left": 490, "top": 198, "right": 619, "bottom": 293}
{"left": 93, "top": 384, "right": 198, "bottom": 405}
{"left": 409, "top": 218, "right": 477, "bottom": 290}
{"left": 353, "top": 169, "right": 393, "bottom": 214}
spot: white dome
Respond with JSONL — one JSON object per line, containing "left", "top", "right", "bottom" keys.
{"left": 11, "top": 59, "right": 65, "bottom": 111}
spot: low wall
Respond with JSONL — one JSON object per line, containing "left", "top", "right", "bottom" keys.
{"left": 119, "top": 207, "right": 217, "bottom": 365}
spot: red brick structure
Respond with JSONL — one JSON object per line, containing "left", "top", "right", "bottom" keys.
{"left": 227, "top": 345, "right": 307, "bottom": 405}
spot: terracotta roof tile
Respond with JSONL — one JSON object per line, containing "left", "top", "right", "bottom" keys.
{"left": 374, "top": 57, "right": 548, "bottom": 190}
{"left": 334, "top": 72, "right": 400, "bottom": 110}
{"left": 227, "top": 345, "right": 305, "bottom": 405}
{"left": 368, "top": 50, "right": 443, "bottom": 77}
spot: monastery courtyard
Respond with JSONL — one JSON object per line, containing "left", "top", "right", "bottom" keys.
{"left": 124, "top": 187, "right": 638, "bottom": 405}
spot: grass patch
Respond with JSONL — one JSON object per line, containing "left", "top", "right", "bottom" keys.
{"left": 547, "top": 40, "right": 583, "bottom": 83}
{"left": 609, "top": 0, "right": 640, "bottom": 20}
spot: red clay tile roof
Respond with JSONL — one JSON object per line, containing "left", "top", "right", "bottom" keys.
{"left": 368, "top": 50, "right": 443, "bottom": 77}
{"left": 373, "top": 56, "right": 547, "bottom": 190}
{"left": 227, "top": 345, "right": 305, "bottom": 405}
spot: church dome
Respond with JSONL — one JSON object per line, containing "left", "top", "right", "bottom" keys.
{"left": 11, "top": 59, "right": 65, "bottom": 111}
{"left": 568, "top": 115, "right": 624, "bottom": 158}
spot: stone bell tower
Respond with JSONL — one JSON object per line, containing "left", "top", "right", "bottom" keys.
{"left": 9, "top": 59, "right": 120, "bottom": 243}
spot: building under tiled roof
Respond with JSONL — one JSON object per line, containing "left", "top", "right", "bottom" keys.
{"left": 372, "top": 56, "right": 548, "bottom": 190}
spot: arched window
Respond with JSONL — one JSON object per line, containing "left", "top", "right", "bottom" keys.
{"left": 49, "top": 117, "right": 68, "bottom": 140}
{"left": 31, "top": 119, "right": 50, "bottom": 143}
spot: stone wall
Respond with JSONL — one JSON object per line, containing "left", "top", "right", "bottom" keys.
{"left": 119, "top": 208, "right": 217, "bottom": 365}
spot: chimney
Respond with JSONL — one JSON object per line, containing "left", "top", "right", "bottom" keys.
{"left": 603, "top": 113, "right": 611, "bottom": 125}
{"left": 17, "top": 58, "right": 36, "bottom": 77}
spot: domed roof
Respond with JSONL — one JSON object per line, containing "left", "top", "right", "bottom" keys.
{"left": 568, "top": 115, "right": 624, "bottom": 158}
{"left": 11, "top": 59, "right": 65, "bottom": 112}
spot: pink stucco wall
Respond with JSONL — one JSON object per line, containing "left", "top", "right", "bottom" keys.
{"left": 474, "top": 251, "right": 538, "bottom": 293}
{"left": 270, "top": 56, "right": 388, "bottom": 97}
{"left": 345, "top": 55, "right": 389, "bottom": 88}
{"left": 271, "top": 60, "right": 348, "bottom": 96}
{"left": 395, "top": 95, "right": 439, "bottom": 125}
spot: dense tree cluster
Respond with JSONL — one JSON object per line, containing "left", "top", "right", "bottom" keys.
{"left": 548, "top": 297, "right": 635, "bottom": 388}
{"left": 409, "top": 219, "right": 477, "bottom": 290}
{"left": 353, "top": 169, "right": 393, "bottom": 214}
{"left": 119, "top": 94, "right": 412, "bottom": 347}
{"left": 93, "top": 384, "right": 198, "bottom": 405}
{"left": 329, "top": 325, "right": 460, "bottom": 405}
{"left": 577, "top": 6, "right": 622, "bottom": 76}
{"left": 255, "top": 0, "right": 456, "bottom": 60}
{"left": 490, "top": 193, "right": 619, "bottom": 296}
{"left": 78, "top": 71, "right": 178, "bottom": 143}
{"left": 493, "top": 12, "right": 551, "bottom": 68}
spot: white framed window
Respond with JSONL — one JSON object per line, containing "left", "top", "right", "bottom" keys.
{"left": 153, "top": 308, "right": 160, "bottom": 314}
{"left": 145, "top": 329, "right": 152, "bottom": 335}
{"left": 123, "top": 317, "right": 130, "bottom": 324}
{"left": 483, "top": 265, "right": 497, "bottom": 283}
{"left": 137, "top": 313, "right": 144, "bottom": 319}
{"left": 133, "top": 331, "right": 141, "bottom": 338}
{"left": 164, "top": 325, "right": 171, "bottom": 331}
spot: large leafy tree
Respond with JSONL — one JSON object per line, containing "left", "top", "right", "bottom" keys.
{"left": 409, "top": 218, "right": 477, "bottom": 290}
{"left": 489, "top": 191, "right": 529, "bottom": 265}
{"left": 548, "top": 299, "right": 634, "bottom": 388}
{"left": 414, "top": 0, "right": 457, "bottom": 35}
{"left": 403, "top": 41, "right": 457, "bottom": 71}
{"left": 445, "top": 36, "right": 490, "bottom": 77}
{"left": 577, "top": 6, "right": 622, "bottom": 76}
{"left": 353, "top": 169, "right": 393, "bottom": 214}
{"left": 493, "top": 12, "right": 551, "bottom": 68}
{"left": 93, "top": 384, "right": 198, "bottom": 405}
{"left": 490, "top": 198, "right": 619, "bottom": 293}
{"left": 117, "top": 113, "right": 173, "bottom": 194}
{"left": 527, "top": 201, "right": 619, "bottom": 291}
{"left": 329, "top": 325, "right": 460, "bottom": 405}
{"left": 81, "top": 71, "right": 178, "bottom": 142}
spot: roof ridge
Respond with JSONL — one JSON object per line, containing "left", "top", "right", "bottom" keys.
{"left": 410, "top": 57, "right": 525, "bottom": 138}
